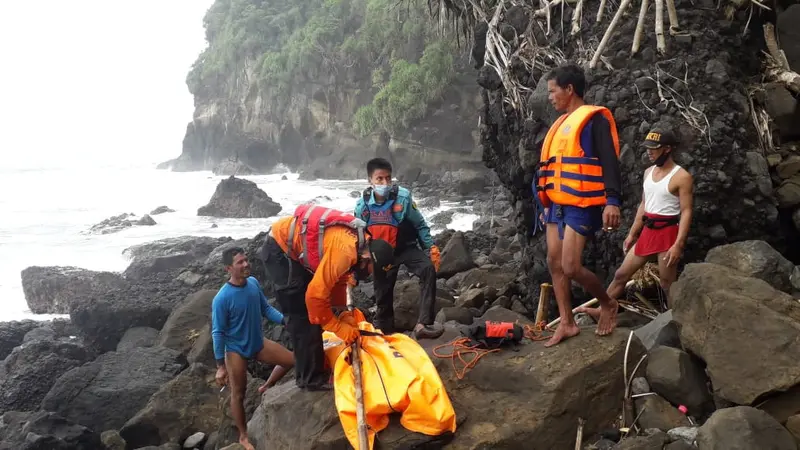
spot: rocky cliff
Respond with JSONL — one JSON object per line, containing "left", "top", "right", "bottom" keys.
{"left": 161, "top": 0, "right": 484, "bottom": 178}
{"left": 431, "top": 0, "right": 800, "bottom": 304}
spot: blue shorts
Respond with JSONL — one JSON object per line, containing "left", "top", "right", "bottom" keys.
{"left": 545, "top": 204, "right": 603, "bottom": 240}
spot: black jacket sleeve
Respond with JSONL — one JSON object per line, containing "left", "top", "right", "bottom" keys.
{"left": 591, "top": 114, "right": 622, "bottom": 206}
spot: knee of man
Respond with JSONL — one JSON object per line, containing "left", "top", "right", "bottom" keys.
{"left": 561, "top": 258, "right": 581, "bottom": 278}
{"left": 614, "top": 267, "right": 631, "bottom": 283}
{"left": 546, "top": 253, "right": 561, "bottom": 271}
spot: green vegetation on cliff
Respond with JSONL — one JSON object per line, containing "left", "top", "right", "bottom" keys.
{"left": 187, "top": 0, "right": 457, "bottom": 136}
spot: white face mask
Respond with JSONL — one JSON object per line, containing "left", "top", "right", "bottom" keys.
{"left": 373, "top": 184, "right": 391, "bottom": 197}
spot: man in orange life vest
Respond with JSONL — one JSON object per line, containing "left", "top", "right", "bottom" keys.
{"left": 534, "top": 64, "right": 623, "bottom": 347}
{"left": 354, "top": 158, "right": 443, "bottom": 340}
{"left": 259, "top": 204, "right": 395, "bottom": 390}
{"left": 577, "top": 128, "right": 693, "bottom": 320}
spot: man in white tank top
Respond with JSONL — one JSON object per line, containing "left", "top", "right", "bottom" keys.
{"left": 577, "top": 128, "right": 693, "bottom": 319}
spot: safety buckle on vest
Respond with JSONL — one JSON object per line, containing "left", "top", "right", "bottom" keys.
{"left": 555, "top": 205, "right": 564, "bottom": 219}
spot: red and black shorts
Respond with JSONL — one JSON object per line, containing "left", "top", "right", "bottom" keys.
{"left": 634, "top": 213, "right": 679, "bottom": 257}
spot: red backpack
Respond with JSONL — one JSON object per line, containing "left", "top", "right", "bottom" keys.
{"left": 286, "top": 204, "right": 368, "bottom": 272}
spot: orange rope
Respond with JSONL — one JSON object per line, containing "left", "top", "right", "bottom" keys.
{"left": 433, "top": 321, "right": 555, "bottom": 379}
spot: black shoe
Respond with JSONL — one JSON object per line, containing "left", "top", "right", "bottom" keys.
{"left": 414, "top": 324, "right": 445, "bottom": 340}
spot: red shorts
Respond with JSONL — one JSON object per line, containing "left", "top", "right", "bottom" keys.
{"left": 634, "top": 214, "right": 679, "bottom": 257}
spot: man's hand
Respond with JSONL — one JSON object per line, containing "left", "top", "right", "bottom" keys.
{"left": 663, "top": 244, "right": 683, "bottom": 267}
{"left": 215, "top": 365, "right": 228, "bottom": 387}
{"left": 322, "top": 316, "right": 360, "bottom": 344}
{"left": 429, "top": 245, "right": 441, "bottom": 272}
{"left": 623, "top": 234, "right": 637, "bottom": 253}
{"left": 540, "top": 207, "right": 549, "bottom": 225}
{"left": 602, "top": 205, "right": 621, "bottom": 231}
{"left": 338, "top": 310, "right": 358, "bottom": 327}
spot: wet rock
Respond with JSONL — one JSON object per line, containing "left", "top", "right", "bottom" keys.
{"left": 150, "top": 205, "right": 175, "bottom": 215}
{"left": 116, "top": 326, "right": 159, "bottom": 352}
{"left": 157, "top": 290, "right": 217, "bottom": 358}
{"left": 0, "top": 339, "right": 90, "bottom": 415}
{"left": 197, "top": 176, "right": 282, "bottom": 218}
{"left": 704, "top": 240, "right": 795, "bottom": 292}
{"left": 20, "top": 266, "right": 129, "bottom": 314}
{"left": 120, "top": 363, "right": 219, "bottom": 449}
{"left": 0, "top": 320, "right": 39, "bottom": 360}
{"left": 696, "top": 406, "right": 797, "bottom": 450}
{"left": 437, "top": 232, "right": 476, "bottom": 278}
{"left": 123, "top": 236, "right": 233, "bottom": 281}
{"left": 41, "top": 346, "right": 186, "bottom": 432}
{"left": 671, "top": 263, "right": 800, "bottom": 406}
{"left": 634, "top": 393, "right": 692, "bottom": 431}
{"left": 88, "top": 213, "right": 136, "bottom": 234}
{"left": 137, "top": 214, "right": 157, "bottom": 226}
{"left": 633, "top": 311, "right": 681, "bottom": 351}
{"left": 435, "top": 307, "right": 474, "bottom": 325}
{"left": 646, "top": 345, "right": 714, "bottom": 417}
{"left": 0, "top": 411, "right": 104, "bottom": 450}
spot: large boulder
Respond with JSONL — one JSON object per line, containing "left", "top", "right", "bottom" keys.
{"left": 696, "top": 406, "right": 798, "bottom": 450}
{"left": 20, "top": 266, "right": 129, "bottom": 314}
{"left": 40, "top": 346, "right": 186, "bottom": 432}
{"left": 0, "top": 411, "right": 104, "bottom": 450}
{"left": 0, "top": 339, "right": 90, "bottom": 415}
{"left": 122, "top": 236, "right": 233, "bottom": 281}
{"left": 671, "top": 263, "right": 800, "bottom": 406}
{"left": 197, "top": 176, "right": 282, "bottom": 218}
{"left": 157, "top": 290, "right": 217, "bottom": 357}
{"left": 119, "top": 363, "right": 220, "bottom": 448}
{"left": 437, "top": 232, "right": 476, "bottom": 278}
{"left": 391, "top": 280, "right": 455, "bottom": 331}
{"left": 115, "top": 326, "right": 159, "bottom": 352}
{"left": 0, "top": 320, "right": 40, "bottom": 360}
{"left": 246, "top": 323, "right": 645, "bottom": 449}
{"left": 646, "top": 345, "right": 714, "bottom": 418}
{"left": 704, "top": 240, "right": 796, "bottom": 292}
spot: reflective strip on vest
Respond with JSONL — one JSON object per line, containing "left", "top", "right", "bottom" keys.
{"left": 536, "top": 105, "right": 620, "bottom": 208}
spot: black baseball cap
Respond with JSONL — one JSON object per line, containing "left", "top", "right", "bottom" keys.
{"left": 643, "top": 128, "right": 679, "bottom": 148}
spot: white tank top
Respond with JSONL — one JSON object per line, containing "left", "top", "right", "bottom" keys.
{"left": 643, "top": 165, "right": 682, "bottom": 216}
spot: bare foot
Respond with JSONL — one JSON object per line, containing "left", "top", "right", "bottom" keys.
{"left": 574, "top": 305, "right": 601, "bottom": 320}
{"left": 258, "top": 382, "right": 270, "bottom": 394}
{"left": 240, "top": 435, "right": 256, "bottom": 450}
{"left": 596, "top": 299, "right": 619, "bottom": 336}
{"left": 544, "top": 322, "right": 581, "bottom": 347}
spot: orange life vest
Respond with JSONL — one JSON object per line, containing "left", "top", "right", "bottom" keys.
{"left": 286, "top": 204, "right": 367, "bottom": 273}
{"left": 535, "top": 105, "right": 620, "bottom": 208}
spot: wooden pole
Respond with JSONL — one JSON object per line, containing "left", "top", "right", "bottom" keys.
{"left": 536, "top": 283, "right": 552, "bottom": 325}
{"left": 589, "top": 0, "right": 633, "bottom": 68}
{"left": 347, "top": 287, "right": 369, "bottom": 450}
{"left": 546, "top": 280, "right": 636, "bottom": 328}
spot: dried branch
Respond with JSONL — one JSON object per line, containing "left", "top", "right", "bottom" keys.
{"left": 571, "top": 0, "right": 585, "bottom": 35}
{"left": 590, "top": 0, "right": 634, "bottom": 68}
{"left": 665, "top": 0, "right": 680, "bottom": 34}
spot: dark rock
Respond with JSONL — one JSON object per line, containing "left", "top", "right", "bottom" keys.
{"left": 0, "top": 339, "right": 90, "bottom": 415}
{"left": 0, "top": 411, "right": 104, "bottom": 450}
{"left": 21, "top": 319, "right": 79, "bottom": 344}
{"left": 100, "top": 430, "right": 125, "bottom": 450}
{"left": 119, "top": 363, "right": 220, "bottom": 449}
{"left": 671, "top": 263, "right": 800, "bottom": 406}
{"left": 455, "top": 288, "right": 484, "bottom": 308}
{"left": 777, "top": 156, "right": 800, "bottom": 180}
{"left": 391, "top": 280, "right": 454, "bottom": 331}
{"left": 778, "top": 5, "right": 800, "bottom": 72}
{"left": 41, "top": 346, "right": 186, "bottom": 432}
{"left": 763, "top": 83, "right": 800, "bottom": 140}
{"left": 696, "top": 406, "right": 797, "bottom": 450}
{"left": 137, "top": 214, "right": 156, "bottom": 226}
{"left": 705, "top": 59, "right": 730, "bottom": 85}
{"left": 478, "top": 305, "right": 533, "bottom": 326}
{"left": 248, "top": 327, "right": 645, "bottom": 449}
{"left": 87, "top": 213, "right": 136, "bottom": 234}
{"left": 477, "top": 66, "right": 502, "bottom": 91}
{"left": 634, "top": 393, "right": 692, "bottom": 431}
{"left": 212, "top": 160, "right": 258, "bottom": 176}
{"left": 633, "top": 311, "right": 681, "bottom": 350}
{"left": 116, "top": 326, "right": 159, "bottom": 352}
{"left": 0, "top": 320, "right": 39, "bottom": 360}
{"left": 612, "top": 430, "right": 669, "bottom": 449}
{"left": 704, "top": 240, "right": 796, "bottom": 292}
{"left": 786, "top": 414, "right": 800, "bottom": 446}
{"left": 197, "top": 176, "right": 282, "bottom": 218}
{"left": 20, "top": 266, "right": 129, "bottom": 314}
{"left": 157, "top": 290, "right": 217, "bottom": 358}
{"left": 667, "top": 426, "right": 698, "bottom": 444}
{"left": 664, "top": 441, "right": 696, "bottom": 450}
{"left": 778, "top": 176, "right": 800, "bottom": 209}
{"left": 646, "top": 346, "right": 714, "bottom": 417}
{"left": 149, "top": 205, "right": 175, "bottom": 215}
{"left": 123, "top": 236, "right": 233, "bottom": 281}
{"left": 437, "top": 232, "right": 476, "bottom": 278}
{"left": 435, "top": 307, "right": 474, "bottom": 325}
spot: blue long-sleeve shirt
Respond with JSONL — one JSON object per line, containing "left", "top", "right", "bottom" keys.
{"left": 211, "top": 276, "right": 284, "bottom": 364}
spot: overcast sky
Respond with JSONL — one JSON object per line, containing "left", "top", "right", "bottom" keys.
{"left": 0, "top": 0, "right": 215, "bottom": 170}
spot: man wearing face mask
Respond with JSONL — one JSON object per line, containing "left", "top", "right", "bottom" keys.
{"left": 260, "top": 203, "right": 395, "bottom": 390}
{"left": 577, "top": 128, "right": 693, "bottom": 321}
{"left": 354, "top": 158, "right": 443, "bottom": 340}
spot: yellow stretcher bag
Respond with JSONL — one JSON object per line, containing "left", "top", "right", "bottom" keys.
{"left": 322, "top": 309, "right": 457, "bottom": 450}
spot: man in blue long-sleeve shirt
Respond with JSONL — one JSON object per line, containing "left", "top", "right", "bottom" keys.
{"left": 212, "top": 247, "right": 294, "bottom": 450}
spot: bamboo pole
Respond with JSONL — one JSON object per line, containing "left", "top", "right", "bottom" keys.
{"left": 536, "top": 283, "right": 552, "bottom": 324}
{"left": 589, "top": 0, "right": 634, "bottom": 68}
{"left": 655, "top": 0, "right": 666, "bottom": 54}
{"left": 571, "top": 0, "right": 585, "bottom": 35}
{"left": 665, "top": 0, "right": 679, "bottom": 34}
{"left": 347, "top": 287, "right": 369, "bottom": 450}
{"left": 632, "top": 0, "right": 649, "bottom": 54}
{"left": 546, "top": 280, "right": 636, "bottom": 328}
{"left": 596, "top": 0, "right": 607, "bottom": 23}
